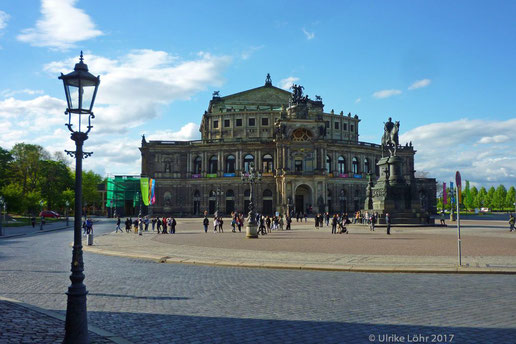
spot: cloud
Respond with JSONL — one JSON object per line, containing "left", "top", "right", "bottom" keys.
{"left": 372, "top": 89, "right": 402, "bottom": 99}
{"left": 44, "top": 50, "right": 231, "bottom": 134}
{"left": 302, "top": 28, "right": 315, "bottom": 40}
{"left": 279, "top": 76, "right": 299, "bottom": 90}
{"left": 147, "top": 123, "right": 200, "bottom": 141}
{"left": 0, "top": 10, "right": 9, "bottom": 31}
{"left": 408, "top": 78, "right": 431, "bottom": 90}
{"left": 17, "top": 0, "right": 103, "bottom": 50}
{"left": 355, "top": 98, "right": 361, "bottom": 104}
{"left": 400, "top": 118, "right": 516, "bottom": 186}
{"left": 241, "top": 45, "right": 264, "bottom": 60}
{"left": 1, "top": 89, "right": 45, "bottom": 98}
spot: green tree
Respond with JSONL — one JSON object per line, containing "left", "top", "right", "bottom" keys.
{"left": 506, "top": 186, "right": 516, "bottom": 210}
{"left": 39, "top": 160, "right": 74, "bottom": 210}
{"left": 470, "top": 186, "right": 479, "bottom": 208}
{"left": 10, "top": 143, "right": 50, "bottom": 196}
{"left": 476, "top": 187, "right": 488, "bottom": 209}
{"left": 486, "top": 186, "right": 496, "bottom": 209}
{"left": 493, "top": 185, "right": 507, "bottom": 210}
{"left": 82, "top": 170, "right": 103, "bottom": 212}
{"left": 0, "top": 147, "right": 13, "bottom": 190}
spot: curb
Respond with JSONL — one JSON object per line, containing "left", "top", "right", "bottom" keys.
{"left": 0, "top": 225, "right": 72, "bottom": 239}
{"left": 0, "top": 295, "right": 133, "bottom": 344}
{"left": 82, "top": 246, "right": 516, "bottom": 275}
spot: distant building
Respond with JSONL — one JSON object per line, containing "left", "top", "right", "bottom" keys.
{"left": 140, "top": 75, "right": 435, "bottom": 216}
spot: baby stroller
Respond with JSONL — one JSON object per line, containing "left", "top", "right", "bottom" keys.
{"left": 337, "top": 221, "right": 348, "bottom": 234}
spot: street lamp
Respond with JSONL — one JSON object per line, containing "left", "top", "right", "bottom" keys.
{"left": 137, "top": 191, "right": 142, "bottom": 218}
{"left": 65, "top": 200, "right": 70, "bottom": 227}
{"left": 241, "top": 162, "right": 262, "bottom": 238}
{"left": 0, "top": 196, "right": 4, "bottom": 236}
{"left": 39, "top": 200, "right": 44, "bottom": 230}
{"left": 214, "top": 188, "right": 223, "bottom": 217}
{"left": 59, "top": 51, "right": 100, "bottom": 344}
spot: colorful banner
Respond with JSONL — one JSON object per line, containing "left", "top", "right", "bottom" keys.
{"left": 443, "top": 182, "right": 447, "bottom": 205}
{"left": 140, "top": 177, "right": 149, "bottom": 206}
{"left": 149, "top": 178, "right": 156, "bottom": 205}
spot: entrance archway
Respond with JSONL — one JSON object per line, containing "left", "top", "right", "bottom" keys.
{"left": 294, "top": 184, "right": 313, "bottom": 215}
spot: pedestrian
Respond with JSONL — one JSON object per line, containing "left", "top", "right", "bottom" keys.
{"left": 237, "top": 214, "right": 243, "bottom": 232}
{"left": 31, "top": 216, "right": 36, "bottom": 228}
{"left": 170, "top": 217, "right": 176, "bottom": 234}
{"left": 386, "top": 213, "right": 391, "bottom": 235}
{"left": 231, "top": 217, "right": 236, "bottom": 232}
{"left": 213, "top": 217, "right": 218, "bottom": 233}
{"left": 133, "top": 218, "right": 139, "bottom": 233}
{"left": 286, "top": 215, "right": 291, "bottom": 230}
{"left": 509, "top": 214, "right": 515, "bottom": 232}
{"left": 218, "top": 217, "right": 224, "bottom": 233}
{"left": 304, "top": 212, "right": 307, "bottom": 222}
{"left": 296, "top": 212, "right": 300, "bottom": 222}
{"left": 440, "top": 211, "right": 447, "bottom": 227}
{"left": 331, "top": 214, "right": 337, "bottom": 234}
{"left": 151, "top": 217, "right": 156, "bottom": 231}
{"left": 279, "top": 216, "right": 284, "bottom": 230}
{"left": 156, "top": 217, "right": 162, "bottom": 234}
{"left": 315, "top": 214, "right": 320, "bottom": 229}
{"left": 162, "top": 217, "right": 168, "bottom": 234}
{"left": 266, "top": 216, "right": 271, "bottom": 233}
{"left": 203, "top": 216, "right": 209, "bottom": 233}
{"left": 125, "top": 218, "right": 131, "bottom": 233}
{"left": 325, "top": 212, "right": 330, "bottom": 226}
{"left": 86, "top": 218, "right": 93, "bottom": 235}
{"left": 144, "top": 216, "right": 149, "bottom": 231}
{"left": 115, "top": 217, "right": 122, "bottom": 233}
{"left": 138, "top": 218, "right": 143, "bottom": 236}
{"left": 369, "top": 213, "right": 375, "bottom": 231}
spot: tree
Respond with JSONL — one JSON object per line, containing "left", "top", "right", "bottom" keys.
{"left": 470, "top": 186, "right": 479, "bottom": 208}
{"left": 10, "top": 143, "right": 50, "bottom": 196}
{"left": 493, "top": 185, "right": 507, "bottom": 210}
{"left": 486, "top": 186, "right": 496, "bottom": 209}
{"left": 476, "top": 187, "right": 488, "bottom": 209}
{"left": 0, "top": 146, "right": 13, "bottom": 190}
{"left": 506, "top": 186, "right": 516, "bottom": 210}
{"left": 82, "top": 170, "right": 103, "bottom": 212}
{"left": 39, "top": 160, "right": 74, "bottom": 210}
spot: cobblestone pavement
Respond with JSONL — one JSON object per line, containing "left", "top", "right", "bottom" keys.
{"left": 1, "top": 219, "right": 515, "bottom": 343}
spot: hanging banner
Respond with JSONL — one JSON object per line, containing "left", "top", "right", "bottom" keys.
{"left": 443, "top": 182, "right": 447, "bottom": 205}
{"left": 149, "top": 178, "right": 156, "bottom": 205}
{"left": 140, "top": 177, "right": 150, "bottom": 206}
{"left": 456, "top": 171, "right": 462, "bottom": 204}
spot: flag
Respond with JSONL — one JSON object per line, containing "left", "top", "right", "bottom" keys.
{"left": 140, "top": 177, "right": 149, "bottom": 206}
{"left": 443, "top": 182, "right": 447, "bottom": 205}
{"left": 149, "top": 178, "right": 156, "bottom": 205}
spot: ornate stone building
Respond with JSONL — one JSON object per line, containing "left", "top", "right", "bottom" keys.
{"left": 140, "top": 75, "right": 435, "bottom": 216}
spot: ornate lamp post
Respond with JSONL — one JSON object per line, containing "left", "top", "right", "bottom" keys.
{"left": 0, "top": 196, "right": 4, "bottom": 236}
{"left": 214, "top": 188, "right": 223, "bottom": 217}
{"left": 59, "top": 51, "right": 100, "bottom": 344}
{"left": 241, "top": 162, "right": 261, "bottom": 238}
{"left": 65, "top": 200, "right": 70, "bottom": 227}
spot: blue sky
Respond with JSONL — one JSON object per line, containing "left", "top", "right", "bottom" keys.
{"left": 0, "top": 0, "right": 515, "bottom": 187}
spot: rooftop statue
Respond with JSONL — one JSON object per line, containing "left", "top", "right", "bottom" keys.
{"left": 290, "top": 84, "right": 309, "bottom": 104}
{"left": 381, "top": 117, "right": 400, "bottom": 157}
{"left": 265, "top": 73, "right": 272, "bottom": 86}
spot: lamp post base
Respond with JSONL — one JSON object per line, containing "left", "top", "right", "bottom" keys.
{"left": 246, "top": 223, "right": 258, "bottom": 238}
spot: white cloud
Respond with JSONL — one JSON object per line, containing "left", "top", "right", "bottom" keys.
{"left": 279, "top": 76, "right": 299, "bottom": 90}
{"left": 17, "top": 0, "right": 103, "bottom": 50}
{"left": 372, "top": 89, "right": 402, "bottom": 99}
{"left": 0, "top": 10, "right": 9, "bottom": 30}
{"left": 1, "top": 89, "right": 45, "bottom": 98}
{"left": 44, "top": 50, "right": 231, "bottom": 134}
{"left": 241, "top": 45, "right": 264, "bottom": 60}
{"left": 302, "top": 28, "right": 315, "bottom": 40}
{"left": 355, "top": 98, "right": 361, "bottom": 104}
{"left": 400, "top": 118, "right": 516, "bottom": 186}
{"left": 408, "top": 78, "right": 431, "bottom": 90}
{"left": 147, "top": 123, "right": 200, "bottom": 141}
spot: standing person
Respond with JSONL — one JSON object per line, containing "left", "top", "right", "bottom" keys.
{"left": 440, "top": 211, "right": 447, "bottom": 227}
{"left": 133, "top": 218, "right": 139, "bottom": 233}
{"left": 369, "top": 213, "right": 376, "bottom": 232}
{"left": 151, "top": 217, "right": 157, "bottom": 231}
{"left": 279, "top": 215, "right": 284, "bottom": 230}
{"left": 115, "top": 217, "right": 122, "bottom": 233}
{"left": 203, "top": 216, "right": 209, "bottom": 233}
{"left": 266, "top": 216, "right": 271, "bottom": 233}
{"left": 138, "top": 218, "right": 143, "bottom": 236}
{"left": 213, "top": 217, "right": 218, "bottom": 233}
{"left": 304, "top": 213, "right": 307, "bottom": 222}
{"left": 170, "top": 217, "right": 176, "bottom": 234}
{"left": 31, "top": 216, "right": 36, "bottom": 228}
{"left": 386, "top": 213, "right": 391, "bottom": 235}
{"left": 325, "top": 212, "right": 330, "bottom": 226}
{"left": 315, "top": 214, "right": 320, "bottom": 229}
{"left": 231, "top": 217, "right": 236, "bottom": 232}
{"left": 509, "top": 214, "right": 515, "bottom": 232}
{"left": 125, "top": 218, "right": 131, "bottom": 233}
{"left": 156, "top": 217, "right": 162, "bottom": 234}
{"left": 144, "top": 216, "right": 149, "bottom": 231}
{"left": 296, "top": 212, "right": 300, "bottom": 222}
{"left": 237, "top": 214, "right": 243, "bottom": 233}
{"left": 162, "top": 217, "right": 168, "bottom": 234}
{"left": 286, "top": 215, "right": 292, "bottom": 230}
{"left": 218, "top": 217, "right": 224, "bottom": 233}
{"left": 331, "top": 214, "right": 337, "bottom": 234}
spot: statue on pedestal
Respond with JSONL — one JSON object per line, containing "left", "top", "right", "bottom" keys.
{"left": 381, "top": 117, "right": 400, "bottom": 157}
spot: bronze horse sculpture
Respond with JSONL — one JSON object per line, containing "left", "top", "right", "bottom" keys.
{"left": 381, "top": 119, "right": 400, "bottom": 157}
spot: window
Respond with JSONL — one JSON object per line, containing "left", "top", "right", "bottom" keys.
{"left": 193, "top": 156, "right": 202, "bottom": 174}
{"left": 261, "top": 117, "right": 269, "bottom": 126}
{"left": 352, "top": 157, "right": 359, "bottom": 174}
{"left": 209, "top": 156, "right": 218, "bottom": 174}
{"left": 225, "top": 155, "right": 235, "bottom": 173}
{"left": 325, "top": 121, "right": 329, "bottom": 128}
{"left": 351, "top": 125, "right": 354, "bottom": 132}
{"left": 343, "top": 123, "right": 347, "bottom": 131}
{"left": 224, "top": 119, "right": 230, "bottom": 127}
{"left": 262, "top": 154, "right": 273, "bottom": 173}
{"left": 236, "top": 118, "right": 242, "bottom": 126}
{"left": 326, "top": 155, "right": 332, "bottom": 173}
{"left": 248, "top": 118, "right": 255, "bottom": 126}
{"left": 292, "top": 128, "right": 313, "bottom": 141}
{"left": 364, "top": 158, "right": 370, "bottom": 174}
{"left": 334, "top": 122, "right": 339, "bottom": 129}
{"left": 294, "top": 159, "right": 303, "bottom": 172}
{"left": 338, "top": 156, "right": 346, "bottom": 174}
{"left": 244, "top": 154, "right": 254, "bottom": 172}
{"left": 226, "top": 189, "right": 234, "bottom": 197}
{"left": 213, "top": 120, "right": 218, "bottom": 128}
{"left": 263, "top": 189, "right": 273, "bottom": 197}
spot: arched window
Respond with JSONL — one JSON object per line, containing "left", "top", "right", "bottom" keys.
{"left": 244, "top": 154, "right": 254, "bottom": 172}
{"left": 193, "top": 156, "right": 202, "bottom": 174}
{"left": 292, "top": 128, "right": 313, "bottom": 141}
{"left": 364, "top": 158, "right": 370, "bottom": 174}
{"left": 262, "top": 154, "right": 273, "bottom": 173}
{"left": 263, "top": 189, "right": 273, "bottom": 197}
{"left": 209, "top": 155, "right": 218, "bottom": 174}
{"left": 338, "top": 156, "right": 346, "bottom": 174}
{"left": 226, "top": 189, "right": 234, "bottom": 197}
{"left": 225, "top": 155, "right": 235, "bottom": 173}
{"left": 352, "top": 157, "right": 359, "bottom": 174}
{"left": 326, "top": 155, "right": 332, "bottom": 173}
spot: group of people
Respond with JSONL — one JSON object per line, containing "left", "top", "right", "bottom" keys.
{"left": 115, "top": 216, "right": 177, "bottom": 235}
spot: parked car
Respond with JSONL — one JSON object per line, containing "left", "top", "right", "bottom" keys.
{"left": 39, "top": 210, "right": 60, "bottom": 218}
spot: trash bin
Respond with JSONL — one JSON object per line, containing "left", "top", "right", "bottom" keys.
{"left": 87, "top": 233, "right": 94, "bottom": 246}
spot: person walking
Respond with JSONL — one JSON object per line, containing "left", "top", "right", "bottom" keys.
{"left": 115, "top": 217, "right": 122, "bottom": 233}
{"left": 369, "top": 213, "right": 376, "bottom": 232}
{"left": 231, "top": 217, "right": 236, "bottom": 232}
{"left": 386, "top": 213, "right": 391, "bottom": 235}
{"left": 331, "top": 214, "right": 337, "bottom": 234}
{"left": 440, "top": 211, "right": 447, "bottom": 227}
{"left": 156, "top": 217, "right": 162, "bottom": 234}
{"left": 509, "top": 214, "right": 515, "bottom": 232}
{"left": 151, "top": 217, "right": 157, "bottom": 231}
{"left": 203, "top": 216, "right": 209, "bottom": 233}
{"left": 138, "top": 217, "right": 143, "bottom": 236}
{"left": 125, "top": 218, "right": 131, "bottom": 233}
{"left": 218, "top": 217, "right": 224, "bottom": 233}
{"left": 213, "top": 217, "right": 218, "bottom": 233}
{"left": 286, "top": 215, "right": 292, "bottom": 230}
{"left": 237, "top": 214, "right": 243, "bottom": 232}
{"left": 144, "top": 216, "right": 149, "bottom": 231}
{"left": 162, "top": 217, "right": 168, "bottom": 234}
{"left": 170, "top": 217, "right": 176, "bottom": 234}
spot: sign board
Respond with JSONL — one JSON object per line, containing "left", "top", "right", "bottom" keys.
{"left": 456, "top": 171, "right": 462, "bottom": 204}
